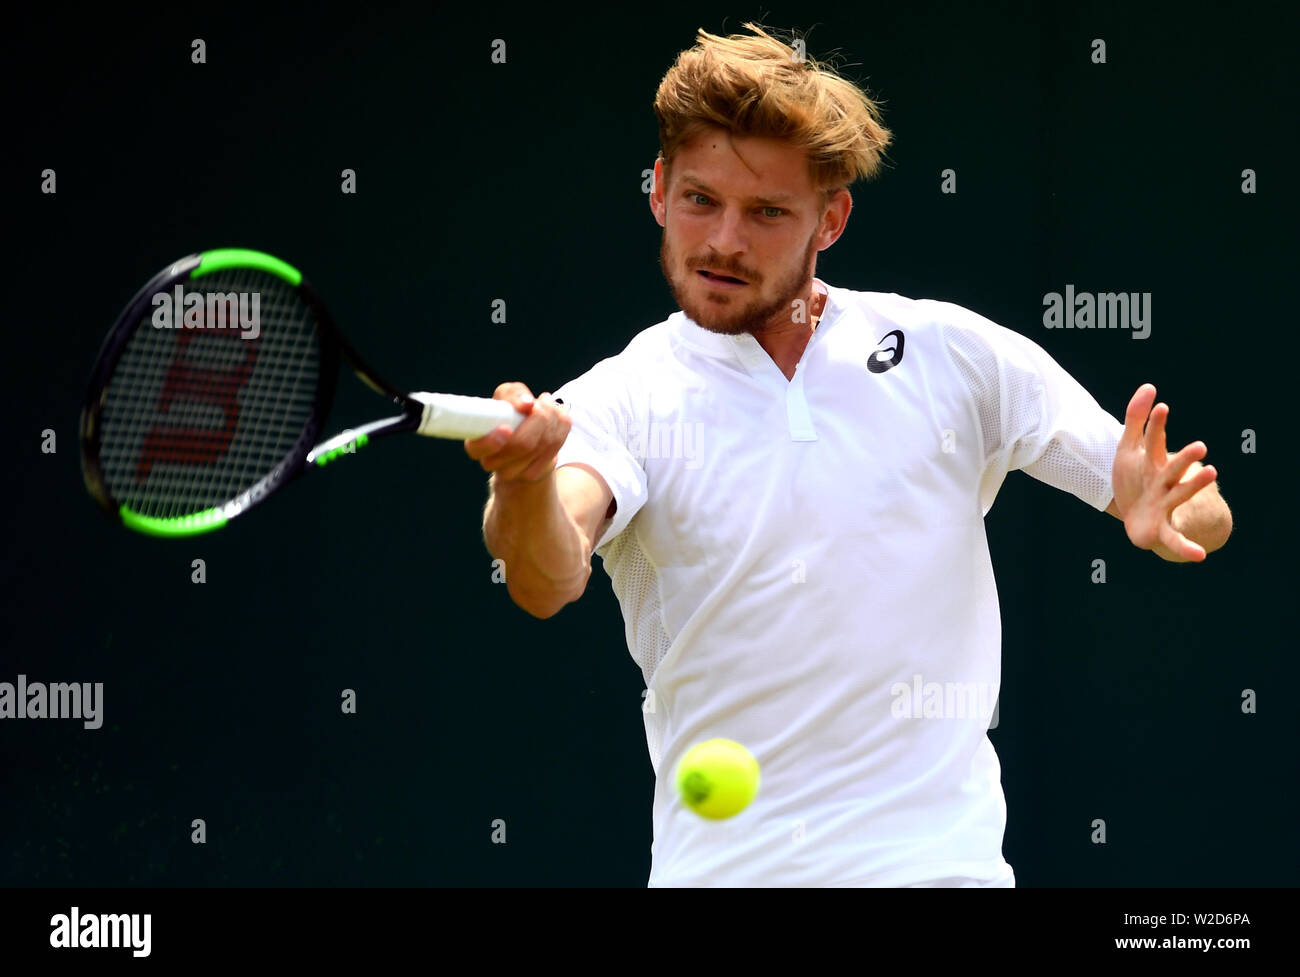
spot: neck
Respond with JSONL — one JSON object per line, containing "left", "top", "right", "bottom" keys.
{"left": 753, "top": 280, "right": 826, "bottom": 381}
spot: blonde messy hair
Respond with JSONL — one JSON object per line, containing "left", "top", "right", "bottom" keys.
{"left": 653, "top": 22, "right": 894, "bottom": 200}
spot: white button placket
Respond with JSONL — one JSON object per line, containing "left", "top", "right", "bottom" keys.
{"left": 727, "top": 333, "right": 821, "bottom": 443}
{"left": 786, "top": 360, "right": 817, "bottom": 441}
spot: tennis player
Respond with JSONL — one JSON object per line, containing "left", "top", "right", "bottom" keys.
{"left": 466, "top": 23, "right": 1233, "bottom": 887}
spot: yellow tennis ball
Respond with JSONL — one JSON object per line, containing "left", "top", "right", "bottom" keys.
{"left": 675, "top": 738, "right": 760, "bottom": 819}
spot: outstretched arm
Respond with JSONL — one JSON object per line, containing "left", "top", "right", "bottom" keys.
{"left": 1105, "top": 383, "right": 1233, "bottom": 563}
{"left": 469, "top": 383, "right": 614, "bottom": 617}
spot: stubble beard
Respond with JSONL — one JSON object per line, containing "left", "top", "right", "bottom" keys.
{"left": 659, "top": 231, "right": 818, "bottom": 337}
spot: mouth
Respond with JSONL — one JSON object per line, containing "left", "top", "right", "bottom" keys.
{"left": 696, "top": 269, "right": 749, "bottom": 288}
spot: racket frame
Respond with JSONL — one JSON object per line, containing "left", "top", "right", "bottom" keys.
{"left": 80, "top": 250, "right": 423, "bottom": 536}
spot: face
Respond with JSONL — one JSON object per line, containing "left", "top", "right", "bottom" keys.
{"left": 650, "top": 127, "right": 851, "bottom": 336}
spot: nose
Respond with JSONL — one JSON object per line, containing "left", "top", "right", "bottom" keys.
{"left": 705, "top": 205, "right": 748, "bottom": 258}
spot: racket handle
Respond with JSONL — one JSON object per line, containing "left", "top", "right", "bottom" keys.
{"left": 410, "top": 392, "right": 526, "bottom": 440}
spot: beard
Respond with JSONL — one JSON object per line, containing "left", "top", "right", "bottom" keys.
{"left": 659, "top": 230, "right": 819, "bottom": 336}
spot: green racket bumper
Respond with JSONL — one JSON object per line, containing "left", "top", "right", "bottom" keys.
{"left": 119, "top": 505, "right": 229, "bottom": 537}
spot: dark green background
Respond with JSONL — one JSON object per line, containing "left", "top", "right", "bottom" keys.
{"left": 2, "top": 1, "right": 1294, "bottom": 886}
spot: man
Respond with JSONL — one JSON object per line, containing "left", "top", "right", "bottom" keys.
{"left": 466, "top": 23, "right": 1232, "bottom": 887}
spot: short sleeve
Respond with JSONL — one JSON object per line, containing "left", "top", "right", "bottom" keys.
{"left": 939, "top": 302, "right": 1125, "bottom": 515}
{"left": 553, "top": 357, "right": 649, "bottom": 556}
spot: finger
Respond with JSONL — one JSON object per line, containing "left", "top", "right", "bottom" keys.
{"left": 488, "top": 399, "right": 553, "bottom": 461}
{"left": 533, "top": 391, "right": 570, "bottom": 421}
{"left": 481, "top": 419, "right": 554, "bottom": 475}
{"left": 1163, "top": 440, "right": 1208, "bottom": 487}
{"left": 475, "top": 446, "right": 512, "bottom": 473}
{"left": 525, "top": 392, "right": 571, "bottom": 443}
{"left": 1166, "top": 465, "right": 1217, "bottom": 508}
{"left": 482, "top": 447, "right": 537, "bottom": 475}
{"left": 1160, "top": 519, "right": 1206, "bottom": 562}
{"left": 1144, "top": 401, "right": 1169, "bottom": 463}
{"left": 494, "top": 412, "right": 568, "bottom": 478}
{"left": 493, "top": 381, "right": 538, "bottom": 414}
{"left": 463, "top": 424, "right": 513, "bottom": 461}
{"left": 466, "top": 383, "right": 539, "bottom": 462}
{"left": 474, "top": 425, "right": 543, "bottom": 472}
{"left": 1121, "top": 383, "right": 1157, "bottom": 449}
{"left": 476, "top": 391, "right": 570, "bottom": 476}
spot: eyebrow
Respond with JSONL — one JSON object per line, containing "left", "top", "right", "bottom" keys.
{"left": 679, "top": 175, "right": 796, "bottom": 206}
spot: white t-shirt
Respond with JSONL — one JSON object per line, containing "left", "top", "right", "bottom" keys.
{"left": 552, "top": 280, "right": 1124, "bottom": 887}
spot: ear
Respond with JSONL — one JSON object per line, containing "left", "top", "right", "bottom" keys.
{"left": 815, "top": 188, "right": 852, "bottom": 252}
{"left": 649, "top": 158, "right": 667, "bottom": 227}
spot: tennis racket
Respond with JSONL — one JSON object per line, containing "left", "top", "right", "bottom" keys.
{"left": 80, "top": 248, "right": 524, "bottom": 537}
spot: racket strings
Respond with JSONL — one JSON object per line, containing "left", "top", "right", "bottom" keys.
{"left": 97, "top": 269, "right": 322, "bottom": 519}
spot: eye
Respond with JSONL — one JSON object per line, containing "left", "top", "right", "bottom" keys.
{"left": 761, "top": 206, "right": 785, "bottom": 219}
{"left": 688, "top": 192, "right": 711, "bottom": 206}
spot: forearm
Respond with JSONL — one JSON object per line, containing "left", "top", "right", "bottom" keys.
{"left": 1152, "top": 461, "right": 1233, "bottom": 562}
{"left": 483, "top": 472, "right": 591, "bottom": 616}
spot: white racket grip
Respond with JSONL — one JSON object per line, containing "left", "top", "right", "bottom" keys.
{"left": 409, "top": 392, "right": 526, "bottom": 440}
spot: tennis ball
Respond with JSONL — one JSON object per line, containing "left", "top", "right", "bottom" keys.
{"left": 675, "top": 738, "right": 760, "bottom": 819}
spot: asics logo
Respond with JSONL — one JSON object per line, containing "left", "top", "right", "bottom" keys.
{"left": 868, "top": 329, "right": 905, "bottom": 374}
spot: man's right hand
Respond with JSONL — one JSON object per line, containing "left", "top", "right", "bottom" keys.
{"left": 471, "top": 382, "right": 616, "bottom": 617}
{"left": 464, "top": 382, "right": 571, "bottom": 484}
